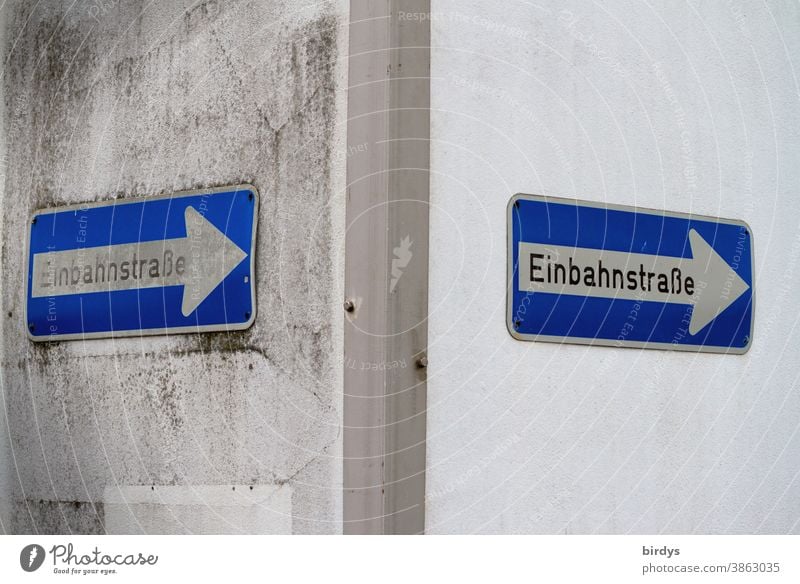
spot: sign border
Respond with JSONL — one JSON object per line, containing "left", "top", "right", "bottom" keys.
{"left": 25, "top": 184, "right": 259, "bottom": 342}
{"left": 506, "top": 192, "right": 755, "bottom": 354}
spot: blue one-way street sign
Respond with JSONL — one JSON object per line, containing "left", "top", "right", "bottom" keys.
{"left": 26, "top": 185, "right": 258, "bottom": 341}
{"left": 507, "top": 193, "right": 754, "bottom": 353}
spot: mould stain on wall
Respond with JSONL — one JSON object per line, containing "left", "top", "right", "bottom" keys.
{"left": 1, "top": 0, "right": 347, "bottom": 534}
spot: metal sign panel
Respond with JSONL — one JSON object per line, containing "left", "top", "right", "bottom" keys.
{"left": 26, "top": 185, "right": 258, "bottom": 341}
{"left": 507, "top": 193, "right": 754, "bottom": 354}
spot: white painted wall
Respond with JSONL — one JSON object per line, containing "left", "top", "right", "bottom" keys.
{"left": 1, "top": 0, "right": 348, "bottom": 534}
{"left": 426, "top": 0, "right": 800, "bottom": 533}
{"left": 102, "top": 484, "right": 292, "bottom": 534}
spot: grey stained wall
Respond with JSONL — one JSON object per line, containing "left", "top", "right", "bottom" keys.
{"left": 0, "top": 0, "right": 9, "bottom": 534}
{"left": 0, "top": 0, "right": 348, "bottom": 534}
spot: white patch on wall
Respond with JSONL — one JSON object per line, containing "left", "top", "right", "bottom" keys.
{"left": 103, "top": 485, "right": 292, "bottom": 534}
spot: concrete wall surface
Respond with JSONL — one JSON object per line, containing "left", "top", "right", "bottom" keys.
{"left": 1, "top": 0, "right": 348, "bottom": 534}
{"left": 426, "top": 1, "right": 800, "bottom": 533}
{"left": 3, "top": 0, "right": 799, "bottom": 536}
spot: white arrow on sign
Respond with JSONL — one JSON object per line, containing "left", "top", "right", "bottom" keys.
{"left": 518, "top": 229, "right": 750, "bottom": 335}
{"left": 32, "top": 207, "right": 247, "bottom": 317}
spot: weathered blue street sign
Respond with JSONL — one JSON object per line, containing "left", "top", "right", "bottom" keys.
{"left": 507, "top": 193, "right": 754, "bottom": 353}
{"left": 26, "top": 185, "right": 258, "bottom": 341}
